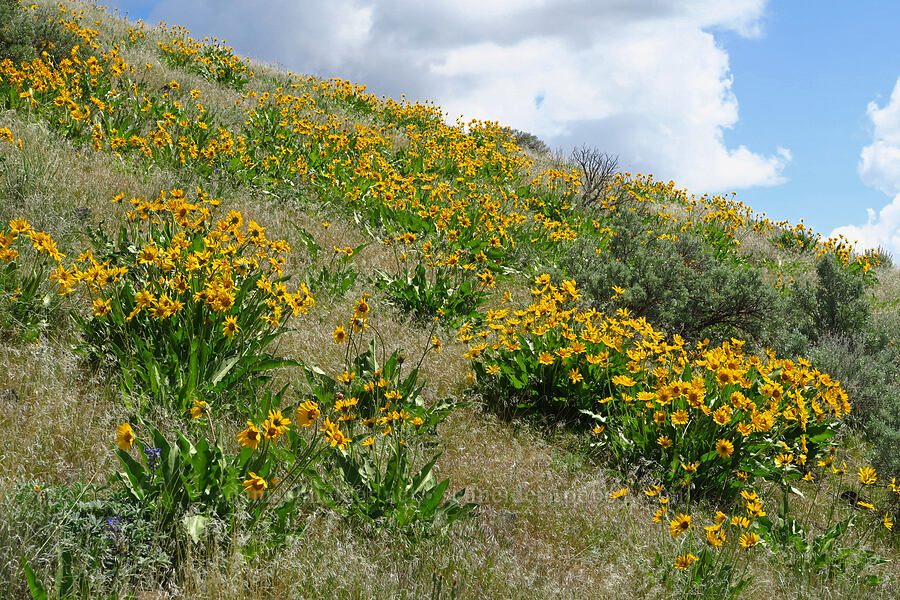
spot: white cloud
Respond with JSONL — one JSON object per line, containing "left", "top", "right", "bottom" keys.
{"left": 859, "top": 142, "right": 900, "bottom": 196}
{"left": 108, "top": 0, "right": 786, "bottom": 193}
{"left": 831, "top": 198, "right": 900, "bottom": 254}
{"left": 334, "top": 5, "right": 374, "bottom": 49}
{"left": 831, "top": 76, "right": 900, "bottom": 255}
{"left": 859, "top": 79, "right": 900, "bottom": 196}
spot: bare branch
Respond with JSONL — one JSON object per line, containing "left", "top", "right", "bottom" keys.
{"left": 572, "top": 146, "right": 619, "bottom": 206}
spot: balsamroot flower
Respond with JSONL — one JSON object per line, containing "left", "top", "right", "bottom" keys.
{"left": 295, "top": 400, "right": 320, "bottom": 427}
{"left": 222, "top": 315, "right": 239, "bottom": 337}
{"left": 115, "top": 422, "right": 135, "bottom": 450}
{"left": 320, "top": 417, "right": 351, "bottom": 449}
{"left": 673, "top": 553, "right": 698, "bottom": 569}
{"left": 261, "top": 411, "right": 289, "bottom": 441}
{"left": 859, "top": 466, "right": 877, "bottom": 485}
{"left": 267, "top": 409, "right": 291, "bottom": 432}
{"left": 237, "top": 421, "right": 262, "bottom": 450}
{"left": 93, "top": 297, "right": 112, "bottom": 317}
{"left": 8, "top": 217, "right": 30, "bottom": 234}
{"left": 670, "top": 410, "right": 689, "bottom": 425}
{"left": 609, "top": 488, "right": 628, "bottom": 499}
{"left": 705, "top": 526, "right": 726, "bottom": 548}
{"left": 715, "top": 439, "right": 734, "bottom": 459}
{"left": 774, "top": 453, "right": 793, "bottom": 467}
{"left": 242, "top": 472, "right": 267, "bottom": 500}
{"left": 669, "top": 513, "right": 692, "bottom": 537}
{"left": 354, "top": 296, "right": 370, "bottom": 318}
{"left": 190, "top": 398, "right": 210, "bottom": 419}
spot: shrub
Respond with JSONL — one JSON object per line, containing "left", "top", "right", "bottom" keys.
{"left": 0, "top": 1, "right": 84, "bottom": 65}
{"left": 571, "top": 145, "right": 618, "bottom": 207}
{"left": 508, "top": 128, "right": 549, "bottom": 155}
{"left": 0, "top": 1, "right": 34, "bottom": 65}
{"left": 784, "top": 256, "right": 872, "bottom": 345}
{"left": 871, "top": 407, "right": 900, "bottom": 478}
{"left": 561, "top": 209, "right": 775, "bottom": 344}
{"left": 806, "top": 314, "right": 900, "bottom": 477}
{"left": 806, "top": 332, "right": 895, "bottom": 428}
{"left": 814, "top": 256, "right": 872, "bottom": 336}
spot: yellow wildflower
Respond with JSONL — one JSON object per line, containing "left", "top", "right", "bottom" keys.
{"left": 242, "top": 472, "right": 267, "bottom": 500}
{"left": 115, "top": 422, "right": 135, "bottom": 450}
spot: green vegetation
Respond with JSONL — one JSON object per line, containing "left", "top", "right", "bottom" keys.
{"left": 558, "top": 207, "right": 776, "bottom": 343}
{"left": 1, "top": 1, "right": 899, "bottom": 598}
{"left": 0, "top": 0, "right": 83, "bottom": 64}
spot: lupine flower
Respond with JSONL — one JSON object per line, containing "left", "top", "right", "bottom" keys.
{"left": 143, "top": 447, "right": 161, "bottom": 470}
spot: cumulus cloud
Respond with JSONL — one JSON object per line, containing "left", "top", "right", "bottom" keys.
{"left": 859, "top": 78, "right": 900, "bottom": 196}
{"left": 831, "top": 76, "right": 900, "bottom": 255}
{"left": 108, "top": 0, "right": 787, "bottom": 193}
{"left": 831, "top": 201, "right": 900, "bottom": 254}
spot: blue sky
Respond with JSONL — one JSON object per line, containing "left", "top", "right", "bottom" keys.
{"left": 717, "top": 1, "right": 900, "bottom": 242}
{"left": 101, "top": 0, "right": 900, "bottom": 254}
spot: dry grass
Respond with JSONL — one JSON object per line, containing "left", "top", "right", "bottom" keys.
{"left": 0, "top": 338, "right": 121, "bottom": 597}
{"left": 0, "top": 109, "right": 179, "bottom": 251}
{"left": 158, "top": 404, "right": 900, "bottom": 600}
{"left": 2, "top": 3, "right": 899, "bottom": 598}
{"left": 0, "top": 338, "right": 119, "bottom": 485}
{"left": 871, "top": 263, "right": 900, "bottom": 310}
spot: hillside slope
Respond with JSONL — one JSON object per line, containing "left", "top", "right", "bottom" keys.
{"left": 1, "top": 2, "right": 900, "bottom": 598}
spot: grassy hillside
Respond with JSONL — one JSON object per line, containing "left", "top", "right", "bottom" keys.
{"left": 1, "top": 1, "right": 899, "bottom": 598}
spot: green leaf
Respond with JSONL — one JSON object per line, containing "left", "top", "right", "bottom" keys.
{"left": 53, "top": 548, "right": 75, "bottom": 599}
{"left": 807, "top": 427, "right": 837, "bottom": 445}
{"left": 818, "top": 516, "right": 851, "bottom": 548}
{"left": 503, "top": 365, "right": 525, "bottom": 389}
{"left": 384, "top": 451, "right": 402, "bottom": 496}
{"left": 186, "top": 336, "right": 200, "bottom": 400}
{"left": 146, "top": 353, "right": 162, "bottom": 398}
{"left": 419, "top": 478, "right": 450, "bottom": 518}
{"left": 210, "top": 355, "right": 241, "bottom": 386}
{"left": 410, "top": 453, "right": 441, "bottom": 496}
{"left": 116, "top": 448, "right": 149, "bottom": 501}
{"left": 22, "top": 557, "right": 48, "bottom": 600}
{"left": 183, "top": 514, "right": 210, "bottom": 544}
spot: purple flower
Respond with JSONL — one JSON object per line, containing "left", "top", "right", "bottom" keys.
{"left": 143, "top": 447, "right": 161, "bottom": 470}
